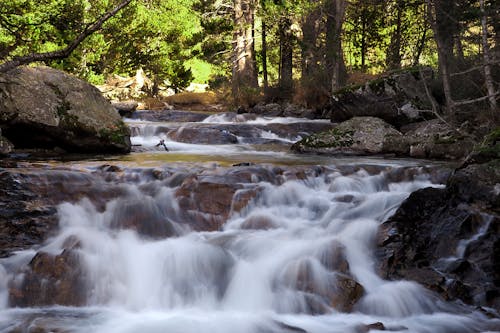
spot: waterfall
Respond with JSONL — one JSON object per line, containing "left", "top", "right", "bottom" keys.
{"left": 1, "top": 164, "right": 495, "bottom": 333}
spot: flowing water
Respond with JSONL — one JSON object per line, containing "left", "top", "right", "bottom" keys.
{"left": 0, "top": 111, "right": 498, "bottom": 333}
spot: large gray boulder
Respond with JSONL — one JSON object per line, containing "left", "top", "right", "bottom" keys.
{"left": 327, "top": 69, "right": 436, "bottom": 128}
{"left": 291, "top": 116, "right": 408, "bottom": 156}
{"left": 0, "top": 66, "right": 131, "bottom": 153}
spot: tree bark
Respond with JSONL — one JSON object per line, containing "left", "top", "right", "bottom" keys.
{"left": 427, "top": 0, "right": 455, "bottom": 115}
{"left": 480, "top": 0, "right": 498, "bottom": 111}
{"left": 387, "top": 0, "right": 403, "bottom": 70}
{"left": 279, "top": 16, "right": 293, "bottom": 98}
{"left": 232, "top": 0, "right": 259, "bottom": 106}
{"left": 0, "top": 0, "right": 133, "bottom": 73}
{"left": 325, "top": 0, "right": 347, "bottom": 93}
{"left": 300, "top": 6, "right": 321, "bottom": 79}
{"left": 262, "top": 20, "right": 268, "bottom": 89}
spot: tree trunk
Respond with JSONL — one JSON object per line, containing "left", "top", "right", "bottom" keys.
{"left": 232, "top": 0, "right": 259, "bottom": 106}
{"left": 412, "top": 2, "right": 428, "bottom": 66}
{"left": 300, "top": 6, "right": 320, "bottom": 79}
{"left": 279, "top": 16, "right": 293, "bottom": 98}
{"left": 480, "top": 0, "right": 498, "bottom": 111}
{"left": 325, "top": 0, "right": 347, "bottom": 94}
{"left": 0, "top": 0, "right": 132, "bottom": 73}
{"left": 262, "top": 20, "right": 268, "bottom": 89}
{"left": 360, "top": 8, "right": 367, "bottom": 71}
{"left": 387, "top": 0, "right": 403, "bottom": 70}
{"left": 427, "top": 0, "right": 456, "bottom": 115}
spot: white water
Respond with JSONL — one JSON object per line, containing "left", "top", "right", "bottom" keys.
{"left": 0, "top": 111, "right": 498, "bottom": 332}
{"left": 0, "top": 164, "right": 496, "bottom": 333}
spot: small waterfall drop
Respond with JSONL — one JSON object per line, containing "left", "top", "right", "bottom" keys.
{"left": 1, "top": 163, "right": 497, "bottom": 333}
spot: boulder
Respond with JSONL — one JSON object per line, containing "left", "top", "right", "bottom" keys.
{"left": 404, "top": 119, "right": 476, "bottom": 160}
{"left": 327, "top": 68, "right": 436, "bottom": 128}
{"left": 9, "top": 249, "right": 87, "bottom": 307}
{"left": 291, "top": 117, "right": 408, "bottom": 156}
{"left": 0, "top": 66, "right": 131, "bottom": 154}
{"left": 250, "top": 103, "right": 283, "bottom": 116}
{"left": 112, "top": 100, "right": 138, "bottom": 117}
{"left": 377, "top": 160, "right": 500, "bottom": 312}
{"left": 0, "top": 128, "right": 13, "bottom": 156}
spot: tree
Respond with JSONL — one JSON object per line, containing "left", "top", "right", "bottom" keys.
{"left": 325, "top": 0, "right": 347, "bottom": 92}
{"left": 232, "top": 0, "right": 259, "bottom": 105}
{"left": 0, "top": 0, "right": 133, "bottom": 73}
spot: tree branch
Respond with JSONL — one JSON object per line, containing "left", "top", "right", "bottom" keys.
{"left": 454, "top": 92, "right": 500, "bottom": 106}
{"left": 0, "top": 0, "right": 133, "bottom": 73}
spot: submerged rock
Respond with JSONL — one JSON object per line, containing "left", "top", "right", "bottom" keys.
{"left": 0, "top": 66, "right": 131, "bottom": 154}
{"left": 291, "top": 116, "right": 408, "bottom": 156}
{"left": 378, "top": 160, "right": 500, "bottom": 312}
{"left": 168, "top": 127, "right": 238, "bottom": 144}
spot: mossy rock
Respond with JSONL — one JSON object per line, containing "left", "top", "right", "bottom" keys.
{"left": 0, "top": 66, "right": 131, "bottom": 154}
{"left": 292, "top": 116, "right": 408, "bottom": 156}
{"left": 327, "top": 67, "right": 436, "bottom": 128}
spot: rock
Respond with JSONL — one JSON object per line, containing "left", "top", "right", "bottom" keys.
{"left": 251, "top": 103, "right": 283, "bottom": 116}
{"left": 0, "top": 168, "right": 127, "bottom": 257}
{"left": 377, "top": 161, "right": 500, "bottom": 312}
{"left": 108, "top": 197, "right": 178, "bottom": 238}
{"left": 282, "top": 103, "right": 315, "bottom": 118}
{"left": 0, "top": 66, "right": 131, "bottom": 154}
{"left": 240, "top": 214, "right": 277, "bottom": 230}
{"left": 0, "top": 128, "right": 14, "bottom": 156}
{"left": 168, "top": 127, "right": 238, "bottom": 144}
{"left": 404, "top": 119, "right": 476, "bottom": 160}
{"left": 276, "top": 255, "right": 364, "bottom": 314}
{"left": 327, "top": 68, "right": 436, "bottom": 128}
{"left": 9, "top": 249, "right": 86, "bottom": 307}
{"left": 130, "top": 110, "right": 210, "bottom": 122}
{"left": 175, "top": 176, "right": 247, "bottom": 231}
{"left": 292, "top": 117, "right": 408, "bottom": 156}
{"left": 112, "top": 100, "right": 138, "bottom": 117}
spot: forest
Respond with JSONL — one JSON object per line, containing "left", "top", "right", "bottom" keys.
{"left": 0, "top": 0, "right": 498, "bottom": 116}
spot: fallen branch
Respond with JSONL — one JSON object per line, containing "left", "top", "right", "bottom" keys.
{"left": 454, "top": 91, "right": 500, "bottom": 106}
{"left": 0, "top": 0, "right": 133, "bottom": 73}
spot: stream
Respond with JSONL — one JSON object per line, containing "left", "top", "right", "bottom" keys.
{"left": 0, "top": 110, "right": 498, "bottom": 333}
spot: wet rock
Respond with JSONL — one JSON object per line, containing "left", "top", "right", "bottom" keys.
{"left": 108, "top": 197, "right": 177, "bottom": 238}
{"left": 0, "top": 171, "right": 59, "bottom": 257}
{"left": 277, "top": 251, "right": 364, "bottom": 314}
{"left": 130, "top": 109, "right": 210, "bottom": 122}
{"left": 168, "top": 127, "right": 238, "bottom": 144}
{"left": 331, "top": 275, "right": 365, "bottom": 312}
{"left": 354, "top": 322, "right": 386, "bottom": 332}
{"left": 9, "top": 249, "right": 86, "bottom": 307}
{"left": 231, "top": 188, "right": 262, "bottom": 214}
{"left": 327, "top": 69, "right": 436, "bottom": 128}
{"left": 377, "top": 161, "right": 500, "bottom": 312}
{"left": 0, "top": 168, "right": 127, "bottom": 257}
{"left": 292, "top": 117, "right": 408, "bottom": 156}
{"left": 240, "top": 214, "right": 276, "bottom": 230}
{"left": 0, "top": 66, "right": 131, "bottom": 154}
{"left": 175, "top": 176, "right": 250, "bottom": 231}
